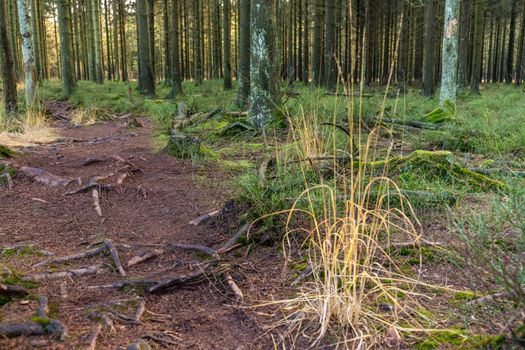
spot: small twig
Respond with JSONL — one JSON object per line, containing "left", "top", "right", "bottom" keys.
{"left": 104, "top": 240, "right": 126, "bottom": 277}
{"left": 291, "top": 260, "right": 314, "bottom": 286}
{"left": 127, "top": 249, "right": 163, "bottom": 267}
{"left": 225, "top": 273, "right": 243, "bottom": 301}
{"left": 92, "top": 189, "right": 102, "bottom": 217}
{"left": 188, "top": 209, "right": 220, "bottom": 226}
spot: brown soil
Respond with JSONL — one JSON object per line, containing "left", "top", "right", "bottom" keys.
{"left": 0, "top": 114, "right": 290, "bottom": 349}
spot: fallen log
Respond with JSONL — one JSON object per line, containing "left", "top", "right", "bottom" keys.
{"left": 168, "top": 243, "right": 220, "bottom": 260}
{"left": 23, "top": 265, "right": 104, "bottom": 282}
{"left": 203, "top": 107, "right": 222, "bottom": 120}
{"left": 20, "top": 166, "right": 77, "bottom": 188}
{"left": 0, "top": 283, "right": 29, "bottom": 297}
{"left": 127, "top": 249, "right": 163, "bottom": 267}
{"left": 104, "top": 240, "right": 126, "bottom": 277}
{"left": 33, "top": 245, "right": 106, "bottom": 268}
{"left": 469, "top": 168, "right": 525, "bottom": 177}
{"left": 188, "top": 210, "right": 220, "bottom": 226}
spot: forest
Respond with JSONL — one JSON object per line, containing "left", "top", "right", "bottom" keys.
{"left": 0, "top": 0, "right": 524, "bottom": 348}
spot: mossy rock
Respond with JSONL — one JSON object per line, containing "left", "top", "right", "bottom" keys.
{"left": 362, "top": 150, "right": 506, "bottom": 191}
{"left": 165, "top": 132, "right": 201, "bottom": 159}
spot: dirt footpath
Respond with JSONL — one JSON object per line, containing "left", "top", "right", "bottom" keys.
{"left": 0, "top": 115, "right": 288, "bottom": 349}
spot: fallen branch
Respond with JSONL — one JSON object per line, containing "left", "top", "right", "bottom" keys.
{"left": 148, "top": 266, "right": 212, "bottom": 293}
{"left": 466, "top": 289, "right": 524, "bottom": 305}
{"left": 23, "top": 265, "right": 104, "bottom": 282}
{"left": 92, "top": 189, "right": 102, "bottom": 217}
{"left": 20, "top": 166, "right": 77, "bottom": 188}
{"left": 104, "top": 240, "right": 126, "bottom": 277}
{"left": 127, "top": 249, "right": 163, "bottom": 267}
{"left": 87, "top": 280, "right": 158, "bottom": 290}
{"left": 0, "top": 283, "right": 29, "bottom": 297}
{"left": 168, "top": 243, "right": 220, "bottom": 260}
{"left": 292, "top": 261, "right": 314, "bottom": 286}
{"left": 65, "top": 183, "right": 114, "bottom": 195}
{"left": 84, "top": 324, "right": 102, "bottom": 350}
{"left": 188, "top": 210, "right": 220, "bottom": 226}
{"left": 225, "top": 273, "right": 243, "bottom": 301}
{"left": 218, "top": 223, "right": 250, "bottom": 253}
{"left": 33, "top": 245, "right": 106, "bottom": 268}
{"left": 134, "top": 299, "right": 146, "bottom": 322}
{"left": 141, "top": 332, "right": 182, "bottom": 346}
{"left": 224, "top": 111, "right": 248, "bottom": 117}
{"left": 368, "top": 116, "right": 440, "bottom": 130}
{"left": 117, "top": 173, "right": 129, "bottom": 185}
{"left": 127, "top": 340, "right": 151, "bottom": 350}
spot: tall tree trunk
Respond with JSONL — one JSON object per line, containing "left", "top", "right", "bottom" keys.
{"left": 118, "top": 0, "right": 128, "bottom": 81}
{"left": 223, "top": 0, "right": 232, "bottom": 89}
{"left": 112, "top": 0, "right": 120, "bottom": 80}
{"left": 0, "top": 0, "right": 18, "bottom": 114}
{"left": 104, "top": 0, "right": 112, "bottom": 80}
{"left": 422, "top": 0, "right": 437, "bottom": 97}
{"left": 515, "top": 0, "right": 525, "bottom": 86}
{"left": 193, "top": 0, "right": 203, "bottom": 84}
{"left": 137, "top": 0, "right": 155, "bottom": 96}
{"left": 168, "top": 0, "right": 183, "bottom": 97}
{"left": 91, "top": 0, "right": 103, "bottom": 83}
{"left": 249, "top": 0, "right": 277, "bottom": 129}
{"left": 439, "top": 0, "right": 460, "bottom": 104}
{"left": 312, "top": 0, "right": 323, "bottom": 86}
{"left": 57, "top": 0, "right": 76, "bottom": 98}
{"left": 506, "top": 0, "right": 517, "bottom": 83}
{"left": 236, "top": 0, "right": 250, "bottom": 106}
{"left": 30, "top": 0, "right": 42, "bottom": 82}
{"left": 163, "top": 0, "right": 171, "bottom": 85}
{"left": 148, "top": 0, "right": 155, "bottom": 81}
{"left": 470, "top": 0, "right": 484, "bottom": 94}
{"left": 324, "top": 0, "right": 337, "bottom": 90}
{"left": 397, "top": 1, "right": 409, "bottom": 94}
{"left": 17, "top": 0, "right": 37, "bottom": 108}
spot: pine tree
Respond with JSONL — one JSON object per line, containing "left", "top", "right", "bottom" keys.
{"left": 249, "top": 0, "right": 277, "bottom": 129}
{"left": 17, "top": 0, "right": 37, "bottom": 108}
{"left": 236, "top": 0, "right": 250, "bottom": 106}
{"left": 0, "top": 0, "right": 18, "bottom": 114}
{"left": 57, "top": 0, "right": 76, "bottom": 98}
{"left": 137, "top": 0, "right": 156, "bottom": 96}
{"left": 168, "top": 0, "right": 183, "bottom": 97}
{"left": 223, "top": 0, "right": 232, "bottom": 89}
{"left": 422, "top": 0, "right": 437, "bottom": 97}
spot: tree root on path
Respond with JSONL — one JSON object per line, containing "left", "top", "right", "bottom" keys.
{"left": 23, "top": 265, "right": 104, "bottom": 282}
{"left": 224, "top": 273, "right": 243, "bottom": 301}
{"left": 188, "top": 209, "right": 220, "bottom": 226}
{"left": 168, "top": 243, "right": 220, "bottom": 260}
{"left": 218, "top": 223, "right": 250, "bottom": 254}
{"left": 33, "top": 245, "right": 107, "bottom": 268}
{"left": 127, "top": 249, "right": 163, "bottom": 267}
{"left": 104, "top": 239, "right": 126, "bottom": 277}
{"left": 20, "top": 166, "right": 79, "bottom": 188}
{"left": 84, "top": 324, "right": 102, "bottom": 350}
{"left": 0, "top": 283, "right": 29, "bottom": 296}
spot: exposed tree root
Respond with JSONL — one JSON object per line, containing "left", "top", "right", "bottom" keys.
{"left": 20, "top": 166, "right": 78, "bottom": 188}
{"left": 188, "top": 209, "right": 220, "bottom": 226}
{"left": 65, "top": 183, "right": 114, "bottom": 195}
{"left": 0, "top": 283, "right": 29, "bottom": 296}
{"left": 33, "top": 245, "right": 106, "bottom": 268}
{"left": 148, "top": 263, "right": 225, "bottom": 294}
{"left": 0, "top": 172, "right": 13, "bottom": 190}
{"left": 0, "top": 321, "right": 46, "bottom": 337}
{"left": 141, "top": 332, "right": 183, "bottom": 346}
{"left": 79, "top": 158, "right": 107, "bottom": 167}
{"left": 23, "top": 265, "right": 104, "bottom": 282}
{"left": 84, "top": 324, "right": 102, "bottom": 350}
{"left": 126, "top": 339, "right": 152, "bottom": 350}
{"left": 38, "top": 296, "right": 49, "bottom": 318}
{"left": 168, "top": 243, "right": 220, "bottom": 260}
{"left": 104, "top": 239, "right": 126, "bottom": 277}
{"left": 219, "top": 223, "right": 250, "bottom": 253}
{"left": 127, "top": 249, "right": 163, "bottom": 267}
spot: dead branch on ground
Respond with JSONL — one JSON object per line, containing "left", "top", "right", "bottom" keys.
{"left": 104, "top": 240, "right": 126, "bottom": 277}
{"left": 23, "top": 265, "right": 104, "bottom": 282}
{"left": 188, "top": 209, "right": 220, "bottom": 226}
{"left": 92, "top": 189, "right": 102, "bottom": 217}
{"left": 127, "top": 249, "right": 163, "bottom": 267}
{"left": 20, "top": 166, "right": 78, "bottom": 187}
{"left": 84, "top": 324, "right": 102, "bottom": 350}
{"left": 168, "top": 243, "right": 220, "bottom": 260}
{"left": 33, "top": 245, "right": 106, "bottom": 268}
{"left": 0, "top": 283, "right": 29, "bottom": 297}
{"left": 225, "top": 273, "right": 243, "bottom": 301}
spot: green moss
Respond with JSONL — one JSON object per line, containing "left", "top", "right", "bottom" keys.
{"left": 2, "top": 274, "right": 38, "bottom": 290}
{"left": 416, "top": 330, "right": 506, "bottom": 350}
{"left": 219, "top": 159, "right": 254, "bottom": 172}
{"left": 452, "top": 290, "right": 482, "bottom": 302}
{"left": 30, "top": 316, "right": 51, "bottom": 327}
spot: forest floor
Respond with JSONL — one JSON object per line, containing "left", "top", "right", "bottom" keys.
{"left": 0, "top": 105, "right": 289, "bottom": 349}
{"left": 1, "top": 81, "right": 524, "bottom": 349}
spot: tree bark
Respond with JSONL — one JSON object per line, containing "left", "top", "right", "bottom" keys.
{"left": 57, "top": 0, "right": 76, "bottom": 98}
{"left": 422, "top": 0, "right": 437, "bottom": 97}
{"left": 470, "top": 0, "right": 484, "bottom": 94}
{"left": 137, "top": 0, "right": 155, "bottom": 96}
{"left": 515, "top": 0, "right": 525, "bottom": 85}
{"left": 236, "top": 0, "right": 250, "bottom": 106}
{"left": 17, "top": 0, "right": 37, "bottom": 108}
{"left": 249, "top": 0, "right": 277, "bottom": 129}
{"left": 0, "top": 0, "right": 18, "bottom": 114}
{"left": 223, "top": 0, "right": 232, "bottom": 89}
{"left": 312, "top": 0, "right": 323, "bottom": 86}
{"left": 439, "top": 0, "right": 460, "bottom": 104}
{"left": 168, "top": 0, "right": 183, "bottom": 97}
